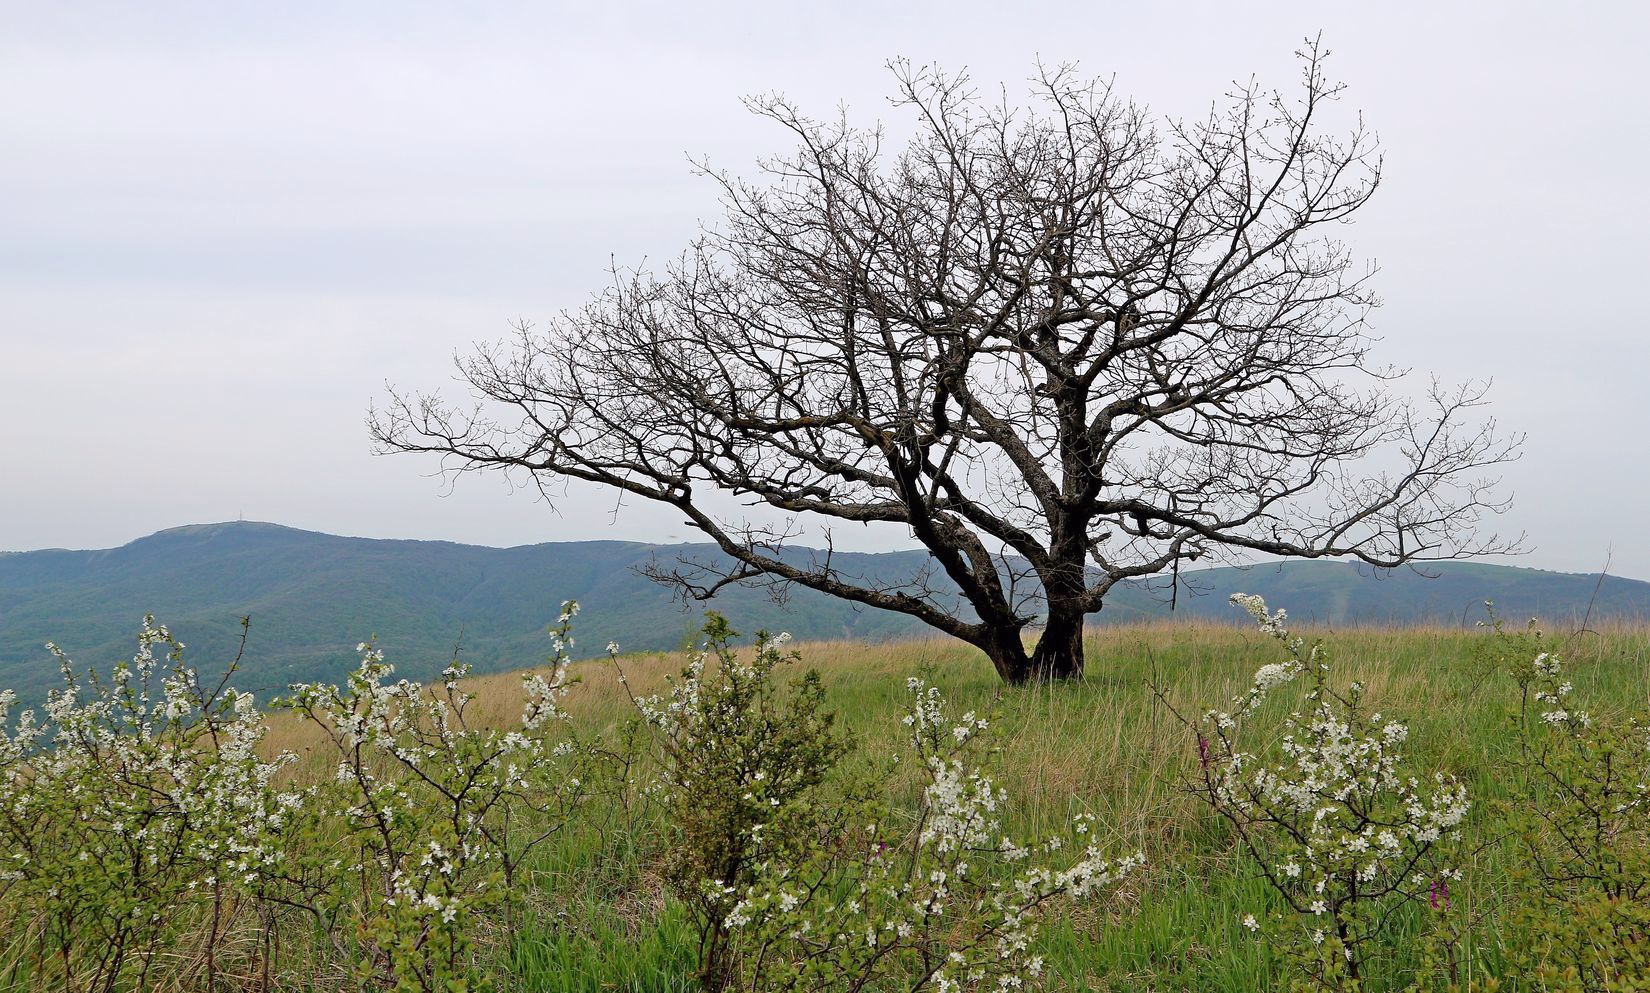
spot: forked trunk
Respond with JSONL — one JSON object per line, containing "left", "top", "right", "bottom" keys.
{"left": 977, "top": 609, "right": 1086, "bottom": 685}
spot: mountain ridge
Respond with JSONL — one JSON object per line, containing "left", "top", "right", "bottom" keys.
{"left": 1, "top": 521, "right": 1645, "bottom": 705}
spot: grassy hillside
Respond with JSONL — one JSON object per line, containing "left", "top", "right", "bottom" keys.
{"left": 46, "top": 618, "right": 1650, "bottom": 991}
{"left": 2, "top": 520, "right": 1646, "bottom": 706}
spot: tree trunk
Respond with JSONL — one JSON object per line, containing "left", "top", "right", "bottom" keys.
{"left": 977, "top": 612, "right": 1086, "bottom": 685}
{"left": 978, "top": 625, "right": 1033, "bottom": 685}
{"left": 1026, "top": 538, "right": 1089, "bottom": 681}
{"left": 1029, "top": 606, "right": 1086, "bottom": 682}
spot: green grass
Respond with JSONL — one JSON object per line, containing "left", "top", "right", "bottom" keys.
{"left": 12, "top": 618, "right": 1650, "bottom": 990}
{"left": 376, "top": 618, "right": 1642, "bottom": 991}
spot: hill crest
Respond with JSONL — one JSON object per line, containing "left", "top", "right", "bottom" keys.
{"left": 1, "top": 522, "right": 1645, "bottom": 704}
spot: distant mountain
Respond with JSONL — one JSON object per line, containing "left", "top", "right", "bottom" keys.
{"left": 1118, "top": 559, "right": 1650, "bottom": 627}
{"left": 1, "top": 522, "right": 1645, "bottom": 704}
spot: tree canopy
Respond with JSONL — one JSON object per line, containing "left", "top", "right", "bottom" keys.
{"left": 374, "top": 43, "right": 1519, "bottom": 683}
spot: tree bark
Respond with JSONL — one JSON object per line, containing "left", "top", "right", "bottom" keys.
{"left": 1023, "top": 539, "right": 1089, "bottom": 682}
{"left": 976, "top": 607, "right": 1086, "bottom": 685}
{"left": 1028, "top": 606, "right": 1086, "bottom": 682}
{"left": 978, "top": 625, "right": 1033, "bottom": 685}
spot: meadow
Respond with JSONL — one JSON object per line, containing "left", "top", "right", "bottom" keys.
{"left": 3, "top": 606, "right": 1649, "bottom": 991}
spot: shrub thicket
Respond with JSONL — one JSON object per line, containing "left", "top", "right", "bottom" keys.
{"left": 0, "top": 599, "right": 1645, "bottom": 991}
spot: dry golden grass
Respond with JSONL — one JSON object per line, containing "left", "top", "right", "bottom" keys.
{"left": 259, "top": 618, "right": 1650, "bottom": 860}
{"left": 262, "top": 614, "right": 1650, "bottom": 740}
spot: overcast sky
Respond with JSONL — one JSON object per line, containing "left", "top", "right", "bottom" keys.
{"left": 3, "top": 2, "right": 1647, "bottom": 578}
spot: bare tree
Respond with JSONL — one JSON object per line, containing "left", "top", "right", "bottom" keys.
{"left": 373, "top": 43, "right": 1520, "bottom": 684}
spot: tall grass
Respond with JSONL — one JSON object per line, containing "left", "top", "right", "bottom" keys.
{"left": 16, "top": 618, "right": 1650, "bottom": 990}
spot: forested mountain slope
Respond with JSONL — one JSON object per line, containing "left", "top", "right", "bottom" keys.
{"left": 2, "top": 522, "right": 1642, "bottom": 703}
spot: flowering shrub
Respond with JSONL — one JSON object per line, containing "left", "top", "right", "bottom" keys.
{"left": 618, "top": 614, "right": 851, "bottom": 991}
{"left": 0, "top": 618, "right": 298, "bottom": 991}
{"left": 283, "top": 601, "right": 597, "bottom": 992}
{"left": 1171, "top": 594, "right": 1469, "bottom": 989}
{"left": 1496, "top": 626, "right": 1650, "bottom": 990}
{"left": 719, "top": 673, "right": 1142, "bottom": 992}
{"left": 21, "top": 596, "right": 1650, "bottom": 990}
{"left": 0, "top": 608, "right": 1145, "bottom": 991}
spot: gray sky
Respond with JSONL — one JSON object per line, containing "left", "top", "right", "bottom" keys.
{"left": 3, "top": 1, "right": 1647, "bottom": 578}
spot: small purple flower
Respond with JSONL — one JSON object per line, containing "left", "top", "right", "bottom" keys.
{"left": 1429, "top": 877, "right": 1450, "bottom": 911}
{"left": 1197, "top": 735, "right": 1212, "bottom": 770}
